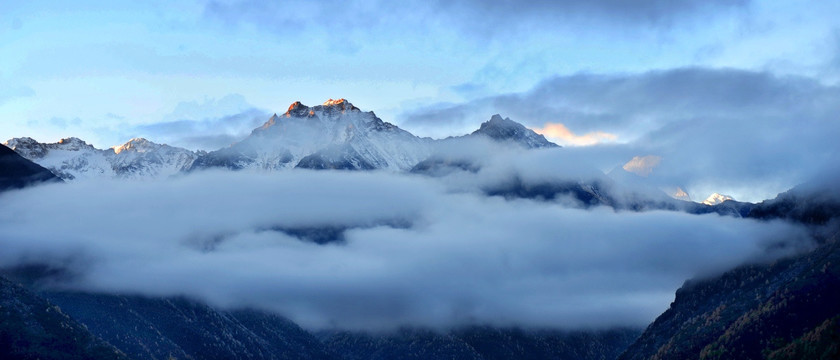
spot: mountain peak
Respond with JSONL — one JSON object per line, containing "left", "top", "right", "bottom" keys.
{"left": 703, "top": 193, "right": 734, "bottom": 206}
{"left": 4, "top": 137, "right": 41, "bottom": 149}
{"left": 56, "top": 137, "right": 95, "bottom": 151}
{"left": 58, "top": 137, "right": 87, "bottom": 145}
{"left": 287, "top": 101, "right": 306, "bottom": 112}
{"left": 113, "top": 138, "right": 157, "bottom": 154}
{"left": 319, "top": 98, "right": 359, "bottom": 112}
{"left": 284, "top": 101, "right": 311, "bottom": 118}
{"left": 323, "top": 98, "right": 347, "bottom": 106}
{"left": 472, "top": 115, "right": 559, "bottom": 149}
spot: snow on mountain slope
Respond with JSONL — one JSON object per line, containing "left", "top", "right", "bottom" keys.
{"left": 189, "top": 99, "right": 434, "bottom": 172}
{"left": 703, "top": 193, "right": 734, "bottom": 205}
{"left": 467, "top": 114, "right": 558, "bottom": 149}
{"left": 7, "top": 100, "right": 560, "bottom": 178}
{"left": 110, "top": 138, "right": 204, "bottom": 179}
{"left": 3, "top": 137, "right": 203, "bottom": 181}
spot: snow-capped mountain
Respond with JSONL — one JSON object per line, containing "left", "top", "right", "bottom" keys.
{"left": 466, "top": 114, "right": 558, "bottom": 149}
{"left": 7, "top": 100, "right": 559, "bottom": 178}
{"left": 110, "top": 138, "right": 203, "bottom": 179}
{"left": 189, "top": 99, "right": 434, "bottom": 172}
{"left": 3, "top": 137, "right": 203, "bottom": 181}
{"left": 702, "top": 192, "right": 734, "bottom": 205}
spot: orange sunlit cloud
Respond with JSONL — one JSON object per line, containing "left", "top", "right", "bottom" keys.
{"left": 532, "top": 122, "right": 617, "bottom": 146}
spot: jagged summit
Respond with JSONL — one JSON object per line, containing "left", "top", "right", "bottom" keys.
{"left": 284, "top": 101, "right": 310, "bottom": 118}
{"left": 282, "top": 99, "right": 360, "bottom": 119}
{"left": 471, "top": 114, "right": 558, "bottom": 149}
{"left": 56, "top": 137, "right": 95, "bottom": 151}
{"left": 192, "top": 99, "right": 430, "bottom": 172}
{"left": 488, "top": 114, "right": 506, "bottom": 123}
{"left": 323, "top": 98, "right": 347, "bottom": 106}
{"left": 5, "top": 136, "right": 95, "bottom": 158}
{"left": 4, "top": 137, "right": 47, "bottom": 158}
{"left": 58, "top": 137, "right": 86, "bottom": 144}
{"left": 112, "top": 137, "right": 155, "bottom": 154}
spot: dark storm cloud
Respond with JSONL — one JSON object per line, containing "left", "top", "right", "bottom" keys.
{"left": 0, "top": 168, "right": 809, "bottom": 330}
{"left": 401, "top": 67, "right": 840, "bottom": 200}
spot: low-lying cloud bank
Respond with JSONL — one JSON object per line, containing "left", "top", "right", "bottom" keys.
{"left": 0, "top": 169, "right": 810, "bottom": 330}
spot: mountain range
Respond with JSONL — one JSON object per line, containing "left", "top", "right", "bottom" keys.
{"left": 4, "top": 99, "right": 556, "bottom": 180}
{"left": 3, "top": 136, "right": 203, "bottom": 181}
{"left": 2, "top": 99, "right": 839, "bottom": 359}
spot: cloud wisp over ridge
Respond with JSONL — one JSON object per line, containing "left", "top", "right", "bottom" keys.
{"left": 401, "top": 67, "right": 840, "bottom": 201}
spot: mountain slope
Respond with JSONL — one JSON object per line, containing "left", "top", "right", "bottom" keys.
{"left": 43, "top": 292, "right": 336, "bottom": 360}
{"left": 619, "top": 230, "right": 840, "bottom": 360}
{"left": 321, "top": 327, "right": 639, "bottom": 360}
{"left": 39, "top": 289, "right": 638, "bottom": 360}
{"left": 0, "top": 276, "right": 128, "bottom": 360}
{"left": 0, "top": 144, "right": 62, "bottom": 191}
{"left": 619, "top": 185, "right": 840, "bottom": 360}
{"left": 4, "top": 137, "right": 202, "bottom": 181}
{"left": 189, "top": 99, "right": 433, "bottom": 172}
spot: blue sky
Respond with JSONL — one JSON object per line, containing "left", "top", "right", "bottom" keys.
{"left": 2, "top": 0, "right": 840, "bottom": 200}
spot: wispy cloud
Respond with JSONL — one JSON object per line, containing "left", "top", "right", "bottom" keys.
{"left": 124, "top": 94, "right": 268, "bottom": 150}
{"left": 532, "top": 122, "right": 617, "bottom": 146}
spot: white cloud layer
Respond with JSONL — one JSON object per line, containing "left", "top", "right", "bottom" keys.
{"left": 0, "top": 167, "right": 810, "bottom": 330}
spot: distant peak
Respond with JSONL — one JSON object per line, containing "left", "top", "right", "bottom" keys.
{"left": 472, "top": 114, "right": 559, "bottom": 148}
{"left": 622, "top": 155, "right": 662, "bottom": 177}
{"left": 4, "top": 137, "right": 40, "bottom": 147}
{"left": 703, "top": 193, "right": 734, "bottom": 206}
{"left": 53, "top": 137, "right": 95, "bottom": 151}
{"left": 59, "top": 137, "right": 86, "bottom": 145}
{"left": 113, "top": 137, "right": 157, "bottom": 154}
{"left": 478, "top": 114, "right": 520, "bottom": 131}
